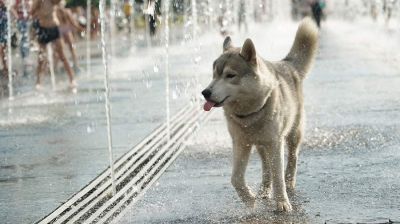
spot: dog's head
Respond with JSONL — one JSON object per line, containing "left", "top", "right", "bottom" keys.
{"left": 202, "top": 37, "right": 276, "bottom": 115}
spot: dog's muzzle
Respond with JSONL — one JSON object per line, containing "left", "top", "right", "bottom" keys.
{"left": 201, "top": 89, "right": 212, "bottom": 99}
{"left": 201, "top": 89, "right": 214, "bottom": 111}
{"left": 201, "top": 89, "right": 229, "bottom": 111}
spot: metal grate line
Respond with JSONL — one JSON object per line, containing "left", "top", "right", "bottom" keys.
{"left": 36, "top": 105, "right": 210, "bottom": 224}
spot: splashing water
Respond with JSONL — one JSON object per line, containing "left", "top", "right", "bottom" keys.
{"left": 109, "top": 0, "right": 116, "bottom": 64}
{"left": 99, "top": 0, "right": 116, "bottom": 195}
{"left": 86, "top": 125, "right": 93, "bottom": 133}
{"left": 86, "top": 0, "right": 91, "bottom": 77}
{"left": 47, "top": 45, "right": 56, "bottom": 90}
{"left": 191, "top": 0, "right": 198, "bottom": 39}
{"left": 153, "top": 65, "right": 159, "bottom": 73}
{"left": 207, "top": 0, "right": 212, "bottom": 29}
{"left": 142, "top": 71, "right": 152, "bottom": 88}
{"left": 164, "top": 0, "right": 170, "bottom": 140}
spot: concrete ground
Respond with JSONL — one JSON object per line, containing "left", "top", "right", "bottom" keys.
{"left": 118, "top": 19, "right": 400, "bottom": 224}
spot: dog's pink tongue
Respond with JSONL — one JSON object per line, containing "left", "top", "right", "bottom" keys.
{"left": 203, "top": 101, "right": 216, "bottom": 111}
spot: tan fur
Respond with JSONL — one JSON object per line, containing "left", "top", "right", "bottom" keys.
{"left": 202, "top": 18, "right": 319, "bottom": 212}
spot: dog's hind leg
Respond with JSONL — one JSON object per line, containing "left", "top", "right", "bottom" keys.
{"left": 265, "top": 140, "right": 292, "bottom": 212}
{"left": 256, "top": 145, "right": 272, "bottom": 199}
{"left": 231, "top": 142, "right": 255, "bottom": 208}
{"left": 285, "top": 127, "right": 303, "bottom": 191}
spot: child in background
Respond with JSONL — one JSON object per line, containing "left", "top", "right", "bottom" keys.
{"left": 0, "top": 0, "right": 9, "bottom": 77}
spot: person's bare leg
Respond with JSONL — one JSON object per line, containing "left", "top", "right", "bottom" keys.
{"left": 36, "top": 44, "right": 47, "bottom": 87}
{"left": 53, "top": 38, "right": 75, "bottom": 86}
{"left": 64, "top": 33, "right": 78, "bottom": 69}
{"left": 0, "top": 45, "right": 8, "bottom": 76}
{"left": 52, "top": 44, "right": 60, "bottom": 73}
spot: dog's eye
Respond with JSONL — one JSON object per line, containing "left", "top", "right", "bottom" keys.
{"left": 226, "top": 74, "right": 236, "bottom": 79}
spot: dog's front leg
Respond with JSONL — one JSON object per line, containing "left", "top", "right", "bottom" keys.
{"left": 231, "top": 141, "right": 255, "bottom": 208}
{"left": 267, "top": 140, "right": 293, "bottom": 212}
{"left": 256, "top": 145, "right": 272, "bottom": 199}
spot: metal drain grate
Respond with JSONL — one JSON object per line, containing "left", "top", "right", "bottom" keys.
{"left": 36, "top": 104, "right": 211, "bottom": 224}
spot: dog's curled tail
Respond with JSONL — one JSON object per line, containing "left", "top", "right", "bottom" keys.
{"left": 284, "top": 17, "right": 319, "bottom": 78}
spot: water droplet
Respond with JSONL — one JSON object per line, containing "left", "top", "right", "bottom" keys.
{"left": 172, "top": 90, "right": 178, "bottom": 99}
{"left": 146, "top": 80, "right": 152, "bottom": 88}
{"left": 153, "top": 65, "right": 159, "bottom": 73}
{"left": 76, "top": 111, "right": 82, "bottom": 117}
{"left": 131, "top": 91, "right": 137, "bottom": 99}
{"left": 87, "top": 125, "right": 93, "bottom": 133}
{"left": 194, "top": 56, "right": 202, "bottom": 64}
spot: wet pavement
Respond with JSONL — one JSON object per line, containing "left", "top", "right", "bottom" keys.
{"left": 118, "top": 20, "right": 400, "bottom": 223}
{"left": 0, "top": 30, "right": 209, "bottom": 223}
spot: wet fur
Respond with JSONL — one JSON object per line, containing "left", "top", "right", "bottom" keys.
{"left": 202, "top": 18, "right": 318, "bottom": 212}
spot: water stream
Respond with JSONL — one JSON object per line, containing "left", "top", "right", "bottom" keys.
{"left": 86, "top": 0, "right": 91, "bottom": 77}
{"left": 164, "top": 0, "right": 170, "bottom": 140}
{"left": 110, "top": 0, "right": 116, "bottom": 63}
{"left": 47, "top": 45, "right": 56, "bottom": 90}
{"left": 99, "top": 0, "right": 117, "bottom": 195}
{"left": 144, "top": 0, "right": 152, "bottom": 48}
{"left": 191, "top": 0, "right": 198, "bottom": 39}
{"left": 207, "top": 0, "right": 212, "bottom": 29}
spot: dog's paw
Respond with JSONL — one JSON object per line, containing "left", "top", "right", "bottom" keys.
{"left": 244, "top": 196, "right": 256, "bottom": 209}
{"left": 238, "top": 190, "right": 256, "bottom": 209}
{"left": 276, "top": 200, "right": 292, "bottom": 212}
{"left": 286, "top": 180, "right": 296, "bottom": 191}
{"left": 257, "top": 186, "right": 272, "bottom": 199}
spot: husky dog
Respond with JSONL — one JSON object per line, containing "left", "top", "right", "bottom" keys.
{"left": 201, "top": 18, "right": 318, "bottom": 212}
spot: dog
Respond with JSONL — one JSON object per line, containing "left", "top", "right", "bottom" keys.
{"left": 201, "top": 18, "right": 318, "bottom": 212}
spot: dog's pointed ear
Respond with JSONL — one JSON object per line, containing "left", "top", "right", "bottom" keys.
{"left": 223, "top": 36, "right": 233, "bottom": 52}
{"left": 240, "top": 38, "right": 257, "bottom": 65}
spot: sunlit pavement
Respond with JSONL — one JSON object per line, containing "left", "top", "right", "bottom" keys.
{"left": 117, "top": 19, "right": 400, "bottom": 223}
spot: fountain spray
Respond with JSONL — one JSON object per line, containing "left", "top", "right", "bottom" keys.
{"left": 191, "top": 0, "right": 197, "bottom": 40}
{"left": 86, "top": 0, "right": 91, "bottom": 78}
{"left": 207, "top": 0, "right": 212, "bottom": 29}
{"left": 99, "top": 0, "right": 117, "bottom": 196}
{"left": 47, "top": 45, "right": 56, "bottom": 90}
{"left": 110, "top": 0, "right": 116, "bottom": 64}
{"left": 164, "top": 0, "right": 170, "bottom": 140}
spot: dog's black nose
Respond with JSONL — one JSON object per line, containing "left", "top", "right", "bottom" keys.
{"left": 201, "top": 89, "right": 212, "bottom": 99}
